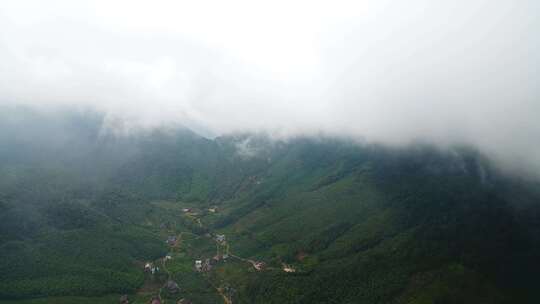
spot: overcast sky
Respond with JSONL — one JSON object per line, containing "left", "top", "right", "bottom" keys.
{"left": 1, "top": 0, "right": 539, "bottom": 174}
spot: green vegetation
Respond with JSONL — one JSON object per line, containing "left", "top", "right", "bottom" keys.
{"left": 1, "top": 107, "right": 539, "bottom": 303}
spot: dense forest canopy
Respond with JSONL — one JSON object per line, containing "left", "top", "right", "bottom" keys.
{"left": 0, "top": 107, "right": 539, "bottom": 303}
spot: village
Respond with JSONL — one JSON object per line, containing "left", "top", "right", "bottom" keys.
{"left": 121, "top": 203, "right": 298, "bottom": 304}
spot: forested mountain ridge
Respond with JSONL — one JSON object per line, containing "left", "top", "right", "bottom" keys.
{"left": 0, "top": 107, "right": 539, "bottom": 303}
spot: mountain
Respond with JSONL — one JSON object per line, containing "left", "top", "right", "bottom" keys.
{"left": 0, "top": 107, "right": 539, "bottom": 304}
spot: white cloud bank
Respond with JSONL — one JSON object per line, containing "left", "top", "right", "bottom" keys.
{"left": 0, "top": 0, "right": 539, "bottom": 174}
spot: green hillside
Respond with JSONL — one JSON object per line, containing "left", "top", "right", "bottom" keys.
{"left": 0, "top": 108, "right": 539, "bottom": 303}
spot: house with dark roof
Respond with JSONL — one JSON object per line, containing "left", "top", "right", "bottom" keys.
{"left": 165, "top": 280, "right": 180, "bottom": 294}
{"left": 166, "top": 235, "right": 177, "bottom": 246}
{"left": 119, "top": 294, "right": 129, "bottom": 304}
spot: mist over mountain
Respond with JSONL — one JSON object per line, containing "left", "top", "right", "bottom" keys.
{"left": 1, "top": 1, "right": 539, "bottom": 303}
{"left": 1, "top": 1, "right": 539, "bottom": 175}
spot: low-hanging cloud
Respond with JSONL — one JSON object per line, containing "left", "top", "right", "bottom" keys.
{"left": 1, "top": 0, "right": 539, "bottom": 175}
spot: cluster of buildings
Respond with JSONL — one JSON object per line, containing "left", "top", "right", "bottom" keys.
{"left": 195, "top": 258, "right": 213, "bottom": 272}
{"left": 195, "top": 252, "right": 232, "bottom": 272}
{"left": 282, "top": 263, "right": 296, "bottom": 273}
{"left": 215, "top": 234, "right": 226, "bottom": 244}
{"left": 166, "top": 235, "right": 178, "bottom": 246}
{"left": 144, "top": 262, "right": 160, "bottom": 275}
{"left": 214, "top": 253, "right": 229, "bottom": 262}
{"left": 253, "top": 261, "right": 266, "bottom": 271}
{"left": 182, "top": 207, "right": 201, "bottom": 217}
{"left": 184, "top": 206, "right": 219, "bottom": 214}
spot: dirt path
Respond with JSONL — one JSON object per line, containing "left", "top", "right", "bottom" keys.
{"left": 187, "top": 215, "right": 235, "bottom": 304}
{"left": 136, "top": 225, "right": 179, "bottom": 302}
{"left": 229, "top": 254, "right": 255, "bottom": 266}
{"left": 216, "top": 287, "right": 233, "bottom": 304}
{"left": 135, "top": 208, "right": 228, "bottom": 303}
{"left": 185, "top": 213, "right": 203, "bottom": 228}
{"left": 204, "top": 276, "right": 233, "bottom": 304}
{"left": 180, "top": 211, "right": 267, "bottom": 304}
{"left": 157, "top": 257, "right": 171, "bottom": 302}
{"left": 229, "top": 254, "right": 248, "bottom": 262}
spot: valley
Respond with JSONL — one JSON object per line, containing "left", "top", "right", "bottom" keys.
{"left": 134, "top": 200, "right": 302, "bottom": 304}
{"left": 1, "top": 109, "right": 539, "bottom": 303}
{"left": 1, "top": 1, "right": 538, "bottom": 303}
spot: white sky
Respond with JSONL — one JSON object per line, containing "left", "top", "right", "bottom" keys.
{"left": 1, "top": 0, "right": 539, "bottom": 174}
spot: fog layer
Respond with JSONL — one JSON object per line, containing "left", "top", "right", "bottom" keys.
{"left": 1, "top": 1, "right": 539, "bottom": 174}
